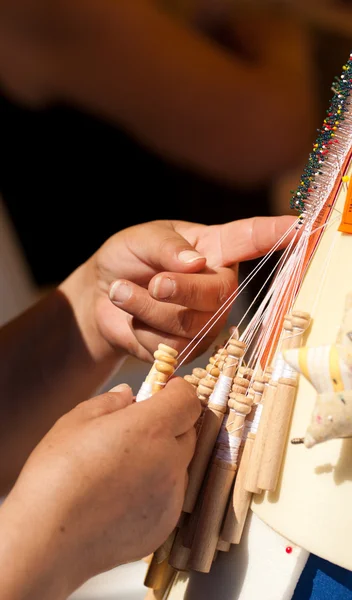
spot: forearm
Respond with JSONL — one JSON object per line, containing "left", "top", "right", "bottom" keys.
{"left": 0, "top": 491, "right": 72, "bottom": 600}
{"left": 0, "top": 263, "right": 125, "bottom": 492}
{"left": 0, "top": 0, "right": 315, "bottom": 186}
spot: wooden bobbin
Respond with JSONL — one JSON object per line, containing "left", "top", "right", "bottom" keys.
{"left": 216, "top": 539, "right": 231, "bottom": 552}
{"left": 253, "top": 311, "right": 310, "bottom": 492}
{"left": 182, "top": 341, "right": 245, "bottom": 514}
{"left": 195, "top": 348, "right": 228, "bottom": 428}
{"left": 257, "top": 376, "right": 298, "bottom": 492}
{"left": 168, "top": 518, "right": 191, "bottom": 572}
{"left": 157, "top": 347, "right": 228, "bottom": 574}
{"left": 243, "top": 315, "right": 294, "bottom": 494}
{"left": 220, "top": 372, "right": 267, "bottom": 544}
{"left": 221, "top": 431, "right": 256, "bottom": 545}
{"left": 184, "top": 367, "right": 207, "bottom": 389}
{"left": 221, "top": 340, "right": 246, "bottom": 379}
{"left": 226, "top": 393, "right": 254, "bottom": 439}
{"left": 142, "top": 344, "right": 178, "bottom": 591}
{"left": 144, "top": 555, "right": 175, "bottom": 592}
{"left": 169, "top": 467, "right": 210, "bottom": 572}
{"left": 291, "top": 310, "right": 311, "bottom": 345}
{"left": 231, "top": 375, "right": 251, "bottom": 396}
{"left": 153, "top": 530, "right": 177, "bottom": 565}
{"left": 151, "top": 345, "right": 178, "bottom": 394}
{"left": 137, "top": 344, "right": 178, "bottom": 403}
{"left": 188, "top": 392, "right": 253, "bottom": 573}
{"left": 237, "top": 365, "right": 255, "bottom": 380}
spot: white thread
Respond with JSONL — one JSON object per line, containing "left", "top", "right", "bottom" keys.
{"left": 135, "top": 381, "right": 152, "bottom": 402}
{"left": 209, "top": 374, "right": 232, "bottom": 406}
{"left": 272, "top": 352, "right": 285, "bottom": 381}
{"left": 281, "top": 362, "right": 299, "bottom": 380}
{"left": 174, "top": 97, "right": 352, "bottom": 375}
{"left": 216, "top": 421, "right": 242, "bottom": 463}
{"left": 175, "top": 219, "right": 299, "bottom": 370}
{"left": 250, "top": 403, "right": 263, "bottom": 434}
{"left": 310, "top": 229, "right": 339, "bottom": 319}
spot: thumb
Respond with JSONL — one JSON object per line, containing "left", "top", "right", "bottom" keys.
{"left": 78, "top": 384, "right": 134, "bottom": 419}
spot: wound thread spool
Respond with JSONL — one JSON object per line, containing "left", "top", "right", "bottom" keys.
{"left": 243, "top": 315, "right": 293, "bottom": 493}
{"left": 257, "top": 377, "right": 298, "bottom": 492}
{"left": 141, "top": 344, "right": 178, "bottom": 590}
{"left": 221, "top": 372, "right": 267, "bottom": 544}
{"left": 256, "top": 311, "right": 310, "bottom": 492}
{"left": 195, "top": 347, "right": 228, "bottom": 433}
{"left": 188, "top": 392, "right": 253, "bottom": 573}
{"left": 182, "top": 340, "right": 245, "bottom": 514}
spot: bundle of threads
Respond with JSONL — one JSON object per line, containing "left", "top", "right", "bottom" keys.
{"left": 136, "top": 53, "right": 352, "bottom": 596}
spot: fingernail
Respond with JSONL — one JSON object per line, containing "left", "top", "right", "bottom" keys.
{"left": 153, "top": 276, "right": 175, "bottom": 299}
{"left": 109, "top": 281, "right": 132, "bottom": 304}
{"left": 110, "top": 383, "right": 132, "bottom": 393}
{"left": 178, "top": 250, "right": 205, "bottom": 264}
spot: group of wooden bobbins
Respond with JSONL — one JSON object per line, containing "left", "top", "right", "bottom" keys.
{"left": 140, "top": 309, "right": 311, "bottom": 598}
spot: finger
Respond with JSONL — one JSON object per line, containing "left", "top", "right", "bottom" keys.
{"left": 132, "top": 320, "right": 226, "bottom": 360}
{"left": 125, "top": 220, "right": 207, "bottom": 273}
{"left": 132, "top": 377, "right": 201, "bottom": 438}
{"left": 148, "top": 267, "right": 237, "bottom": 311}
{"left": 176, "top": 428, "right": 197, "bottom": 468}
{"left": 109, "top": 280, "right": 219, "bottom": 339}
{"left": 200, "top": 215, "right": 298, "bottom": 268}
{"left": 76, "top": 384, "right": 134, "bottom": 419}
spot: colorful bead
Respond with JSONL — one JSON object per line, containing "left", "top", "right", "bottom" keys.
{"left": 290, "top": 54, "right": 352, "bottom": 213}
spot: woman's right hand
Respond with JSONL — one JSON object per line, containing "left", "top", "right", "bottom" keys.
{"left": 0, "top": 377, "right": 200, "bottom": 600}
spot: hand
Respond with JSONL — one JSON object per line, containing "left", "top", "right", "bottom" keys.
{"left": 0, "top": 377, "right": 200, "bottom": 599}
{"left": 61, "top": 216, "right": 296, "bottom": 364}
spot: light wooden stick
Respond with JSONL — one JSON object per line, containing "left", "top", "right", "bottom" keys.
{"left": 136, "top": 343, "right": 178, "bottom": 402}
{"left": 184, "top": 366, "right": 207, "bottom": 390}
{"left": 221, "top": 372, "right": 267, "bottom": 544}
{"left": 194, "top": 347, "right": 227, "bottom": 434}
{"left": 144, "top": 556, "right": 175, "bottom": 594}
{"left": 257, "top": 311, "right": 311, "bottom": 491}
{"left": 168, "top": 518, "right": 191, "bottom": 572}
{"left": 141, "top": 344, "right": 178, "bottom": 591}
{"left": 243, "top": 315, "right": 293, "bottom": 493}
{"left": 215, "top": 369, "right": 254, "bottom": 551}
{"left": 182, "top": 340, "right": 245, "bottom": 514}
{"left": 257, "top": 377, "right": 298, "bottom": 492}
{"left": 169, "top": 467, "right": 209, "bottom": 571}
{"left": 188, "top": 392, "right": 253, "bottom": 573}
{"left": 155, "top": 347, "right": 227, "bottom": 573}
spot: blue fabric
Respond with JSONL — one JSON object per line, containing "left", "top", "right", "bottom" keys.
{"left": 292, "top": 554, "right": 352, "bottom": 599}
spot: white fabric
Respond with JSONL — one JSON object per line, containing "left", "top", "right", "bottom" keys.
{"left": 168, "top": 512, "right": 309, "bottom": 600}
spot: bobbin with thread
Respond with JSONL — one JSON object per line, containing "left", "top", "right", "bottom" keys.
{"left": 141, "top": 344, "right": 178, "bottom": 591}
{"left": 183, "top": 340, "right": 245, "bottom": 514}
{"left": 137, "top": 343, "right": 178, "bottom": 402}
{"left": 243, "top": 315, "right": 294, "bottom": 493}
{"left": 184, "top": 367, "right": 207, "bottom": 389}
{"left": 221, "top": 372, "right": 268, "bottom": 544}
{"left": 257, "top": 311, "right": 310, "bottom": 492}
{"left": 188, "top": 391, "right": 253, "bottom": 573}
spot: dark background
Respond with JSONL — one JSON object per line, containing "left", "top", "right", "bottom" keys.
{"left": 0, "top": 28, "right": 350, "bottom": 291}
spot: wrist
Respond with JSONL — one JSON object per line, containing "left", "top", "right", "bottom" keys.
{"left": 0, "top": 490, "right": 76, "bottom": 600}
{"left": 59, "top": 258, "right": 128, "bottom": 368}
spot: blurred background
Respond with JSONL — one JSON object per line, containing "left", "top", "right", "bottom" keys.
{"left": 1, "top": 1, "right": 351, "bottom": 321}
{"left": 0, "top": 0, "right": 351, "bottom": 598}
